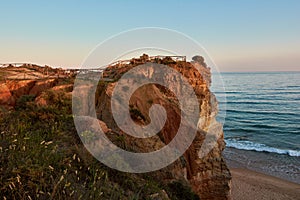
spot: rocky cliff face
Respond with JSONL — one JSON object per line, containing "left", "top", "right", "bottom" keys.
{"left": 0, "top": 64, "right": 73, "bottom": 109}
{"left": 0, "top": 79, "right": 58, "bottom": 107}
{"left": 94, "top": 58, "right": 231, "bottom": 199}
{"left": 0, "top": 59, "right": 231, "bottom": 199}
{"left": 0, "top": 78, "right": 73, "bottom": 110}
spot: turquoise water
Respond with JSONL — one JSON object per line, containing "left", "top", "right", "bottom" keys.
{"left": 211, "top": 72, "right": 300, "bottom": 183}
{"left": 212, "top": 72, "right": 300, "bottom": 156}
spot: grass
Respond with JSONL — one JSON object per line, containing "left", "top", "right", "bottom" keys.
{"left": 0, "top": 91, "right": 117, "bottom": 199}
{"left": 0, "top": 88, "right": 200, "bottom": 199}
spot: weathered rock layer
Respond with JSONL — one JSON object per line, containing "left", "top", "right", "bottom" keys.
{"left": 95, "top": 58, "right": 231, "bottom": 199}
{"left": 0, "top": 58, "right": 231, "bottom": 199}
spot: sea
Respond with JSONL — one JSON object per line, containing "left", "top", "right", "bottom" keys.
{"left": 211, "top": 71, "right": 300, "bottom": 184}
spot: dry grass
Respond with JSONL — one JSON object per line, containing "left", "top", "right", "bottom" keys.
{"left": 0, "top": 86, "right": 199, "bottom": 200}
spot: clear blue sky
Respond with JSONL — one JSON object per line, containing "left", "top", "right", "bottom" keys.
{"left": 1, "top": 0, "right": 299, "bottom": 72}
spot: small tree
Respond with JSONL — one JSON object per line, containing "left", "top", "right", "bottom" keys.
{"left": 192, "top": 55, "right": 207, "bottom": 67}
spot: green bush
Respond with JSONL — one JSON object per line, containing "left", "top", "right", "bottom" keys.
{"left": 167, "top": 181, "right": 200, "bottom": 200}
{"left": 16, "top": 95, "right": 36, "bottom": 110}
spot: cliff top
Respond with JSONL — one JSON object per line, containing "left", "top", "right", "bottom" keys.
{"left": 0, "top": 54, "right": 210, "bottom": 81}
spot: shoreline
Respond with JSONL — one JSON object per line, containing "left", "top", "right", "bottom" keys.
{"left": 224, "top": 147, "right": 300, "bottom": 199}
{"left": 223, "top": 147, "right": 300, "bottom": 184}
{"left": 230, "top": 168, "right": 300, "bottom": 200}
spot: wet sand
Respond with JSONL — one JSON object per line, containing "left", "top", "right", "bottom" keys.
{"left": 230, "top": 168, "right": 300, "bottom": 200}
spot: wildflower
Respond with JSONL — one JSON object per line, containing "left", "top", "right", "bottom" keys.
{"left": 45, "top": 141, "right": 53, "bottom": 145}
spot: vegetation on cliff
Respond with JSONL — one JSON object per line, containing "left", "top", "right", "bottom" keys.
{"left": 0, "top": 64, "right": 200, "bottom": 199}
{"left": 0, "top": 56, "right": 231, "bottom": 199}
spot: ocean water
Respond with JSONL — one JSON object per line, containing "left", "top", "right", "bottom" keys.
{"left": 211, "top": 71, "right": 300, "bottom": 183}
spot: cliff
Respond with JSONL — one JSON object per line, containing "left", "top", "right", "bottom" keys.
{"left": 0, "top": 58, "right": 231, "bottom": 199}
{"left": 93, "top": 56, "right": 231, "bottom": 199}
{"left": 0, "top": 64, "right": 73, "bottom": 109}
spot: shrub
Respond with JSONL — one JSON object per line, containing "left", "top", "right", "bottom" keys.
{"left": 167, "top": 181, "right": 200, "bottom": 200}
{"left": 16, "top": 95, "right": 36, "bottom": 110}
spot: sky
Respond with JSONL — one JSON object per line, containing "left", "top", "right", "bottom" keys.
{"left": 0, "top": 0, "right": 300, "bottom": 72}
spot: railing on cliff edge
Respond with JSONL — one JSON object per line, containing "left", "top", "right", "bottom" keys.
{"left": 0, "top": 55, "right": 187, "bottom": 80}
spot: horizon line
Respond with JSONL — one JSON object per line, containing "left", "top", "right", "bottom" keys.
{"left": 1, "top": 62, "right": 299, "bottom": 74}
{"left": 216, "top": 70, "right": 300, "bottom": 73}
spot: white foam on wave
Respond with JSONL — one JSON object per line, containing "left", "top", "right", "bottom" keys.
{"left": 225, "top": 139, "right": 300, "bottom": 157}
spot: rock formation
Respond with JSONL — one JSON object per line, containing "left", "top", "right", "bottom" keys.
{"left": 0, "top": 57, "right": 231, "bottom": 199}
{"left": 0, "top": 79, "right": 59, "bottom": 107}
{"left": 93, "top": 56, "right": 231, "bottom": 199}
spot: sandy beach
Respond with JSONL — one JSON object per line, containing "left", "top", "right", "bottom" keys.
{"left": 230, "top": 168, "right": 300, "bottom": 200}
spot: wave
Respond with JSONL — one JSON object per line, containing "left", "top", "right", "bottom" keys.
{"left": 225, "top": 139, "right": 300, "bottom": 157}
{"left": 214, "top": 91, "right": 242, "bottom": 94}
{"left": 225, "top": 101, "right": 281, "bottom": 105}
{"left": 225, "top": 115, "right": 300, "bottom": 124}
{"left": 286, "top": 85, "right": 300, "bottom": 89}
{"left": 225, "top": 109, "right": 299, "bottom": 116}
{"left": 265, "top": 90, "right": 300, "bottom": 94}
{"left": 224, "top": 127, "right": 258, "bottom": 133}
{"left": 229, "top": 123, "right": 283, "bottom": 129}
{"left": 224, "top": 91, "right": 300, "bottom": 95}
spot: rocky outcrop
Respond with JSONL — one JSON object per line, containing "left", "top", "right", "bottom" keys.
{"left": 0, "top": 79, "right": 62, "bottom": 107}
{"left": 93, "top": 58, "right": 231, "bottom": 199}
{"left": 29, "top": 79, "right": 58, "bottom": 96}
{"left": 0, "top": 83, "right": 15, "bottom": 106}
{"left": 0, "top": 58, "right": 231, "bottom": 199}
{"left": 0, "top": 64, "right": 74, "bottom": 108}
